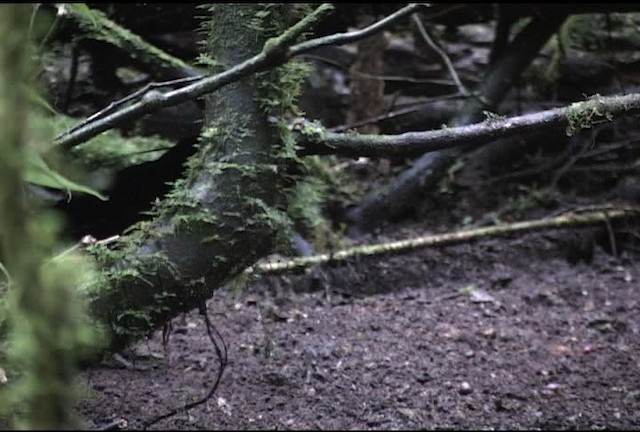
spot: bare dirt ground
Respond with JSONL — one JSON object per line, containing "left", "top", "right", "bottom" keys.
{"left": 69, "top": 13, "right": 640, "bottom": 428}
{"left": 78, "top": 224, "right": 640, "bottom": 430}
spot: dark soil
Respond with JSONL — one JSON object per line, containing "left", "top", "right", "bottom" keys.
{"left": 70, "top": 9, "right": 640, "bottom": 430}
{"left": 78, "top": 227, "right": 640, "bottom": 430}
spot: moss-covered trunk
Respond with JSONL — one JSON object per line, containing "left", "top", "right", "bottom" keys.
{"left": 86, "top": 4, "right": 305, "bottom": 353}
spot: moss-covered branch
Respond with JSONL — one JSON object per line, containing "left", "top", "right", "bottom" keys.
{"left": 248, "top": 206, "right": 640, "bottom": 275}
{"left": 297, "top": 93, "right": 640, "bottom": 158}
{"left": 58, "top": 4, "right": 199, "bottom": 79}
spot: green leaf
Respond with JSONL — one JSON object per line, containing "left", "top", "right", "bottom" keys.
{"left": 25, "top": 150, "right": 108, "bottom": 201}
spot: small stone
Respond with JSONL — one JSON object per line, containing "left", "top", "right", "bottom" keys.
{"left": 312, "top": 371, "right": 326, "bottom": 382}
{"left": 470, "top": 289, "right": 496, "bottom": 303}
{"left": 545, "top": 382, "right": 563, "bottom": 391}
{"left": 415, "top": 371, "right": 432, "bottom": 384}
{"left": 480, "top": 327, "right": 496, "bottom": 338}
{"left": 458, "top": 381, "right": 473, "bottom": 395}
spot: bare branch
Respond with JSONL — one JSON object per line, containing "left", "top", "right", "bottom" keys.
{"left": 329, "top": 92, "right": 466, "bottom": 133}
{"left": 290, "top": 4, "right": 426, "bottom": 57}
{"left": 55, "top": 55, "right": 269, "bottom": 150}
{"left": 62, "top": 76, "right": 202, "bottom": 137}
{"left": 299, "top": 93, "right": 640, "bottom": 158}
{"left": 411, "top": 13, "right": 469, "bottom": 96}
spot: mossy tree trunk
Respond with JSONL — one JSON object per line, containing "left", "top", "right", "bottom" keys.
{"left": 85, "top": 4, "right": 306, "bottom": 353}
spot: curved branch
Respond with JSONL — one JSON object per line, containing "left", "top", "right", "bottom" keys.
{"left": 289, "top": 3, "right": 425, "bottom": 56}
{"left": 411, "top": 13, "right": 469, "bottom": 96}
{"left": 298, "top": 93, "right": 640, "bottom": 158}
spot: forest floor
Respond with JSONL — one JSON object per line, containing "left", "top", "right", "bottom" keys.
{"left": 69, "top": 12, "right": 640, "bottom": 430}
{"left": 77, "top": 211, "right": 640, "bottom": 430}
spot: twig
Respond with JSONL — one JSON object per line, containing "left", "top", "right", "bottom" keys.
{"left": 329, "top": 92, "right": 465, "bottom": 133}
{"left": 549, "top": 127, "right": 598, "bottom": 188}
{"left": 60, "top": 76, "right": 202, "bottom": 138}
{"left": 411, "top": 13, "right": 469, "bottom": 96}
{"left": 567, "top": 159, "right": 640, "bottom": 174}
{"left": 245, "top": 206, "right": 640, "bottom": 275}
{"left": 580, "top": 139, "right": 639, "bottom": 159}
{"left": 53, "top": 3, "right": 426, "bottom": 151}
{"left": 290, "top": 4, "right": 426, "bottom": 57}
{"left": 603, "top": 214, "right": 618, "bottom": 258}
{"left": 96, "top": 418, "right": 127, "bottom": 431}
{"left": 301, "top": 53, "right": 468, "bottom": 87}
{"left": 50, "top": 234, "right": 120, "bottom": 262}
{"left": 482, "top": 137, "right": 574, "bottom": 186}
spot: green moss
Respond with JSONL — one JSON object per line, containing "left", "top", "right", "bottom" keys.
{"left": 296, "top": 120, "right": 327, "bottom": 143}
{"left": 66, "top": 4, "right": 192, "bottom": 73}
{"left": 559, "top": 14, "right": 621, "bottom": 52}
{"left": 565, "top": 94, "right": 615, "bottom": 136}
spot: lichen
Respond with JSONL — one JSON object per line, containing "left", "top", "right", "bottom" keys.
{"left": 565, "top": 93, "right": 615, "bottom": 136}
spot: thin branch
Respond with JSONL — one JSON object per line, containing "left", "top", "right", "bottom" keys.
{"left": 290, "top": 4, "right": 426, "bottom": 57}
{"left": 300, "top": 53, "right": 470, "bottom": 87}
{"left": 550, "top": 126, "right": 604, "bottom": 188}
{"left": 60, "top": 76, "right": 202, "bottom": 137}
{"left": 96, "top": 418, "right": 128, "bottom": 431}
{"left": 298, "top": 93, "right": 640, "bottom": 158}
{"left": 53, "top": 3, "right": 425, "bottom": 151}
{"left": 246, "top": 206, "right": 640, "bottom": 275}
{"left": 329, "top": 92, "right": 466, "bottom": 133}
{"left": 411, "top": 13, "right": 469, "bottom": 96}
{"left": 568, "top": 158, "right": 640, "bottom": 174}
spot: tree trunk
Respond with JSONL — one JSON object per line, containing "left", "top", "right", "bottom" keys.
{"left": 84, "top": 4, "right": 305, "bottom": 354}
